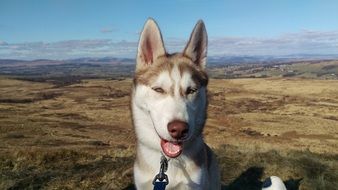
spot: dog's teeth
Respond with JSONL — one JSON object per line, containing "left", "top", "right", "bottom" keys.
{"left": 161, "top": 140, "right": 182, "bottom": 157}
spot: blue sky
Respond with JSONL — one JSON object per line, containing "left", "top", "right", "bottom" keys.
{"left": 0, "top": 0, "right": 338, "bottom": 59}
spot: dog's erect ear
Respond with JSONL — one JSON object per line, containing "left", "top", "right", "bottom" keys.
{"left": 183, "top": 20, "right": 208, "bottom": 69}
{"left": 136, "top": 19, "right": 166, "bottom": 70}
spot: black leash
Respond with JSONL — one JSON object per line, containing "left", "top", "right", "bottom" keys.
{"left": 152, "top": 155, "right": 169, "bottom": 190}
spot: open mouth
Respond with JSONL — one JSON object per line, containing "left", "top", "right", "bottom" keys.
{"left": 160, "top": 139, "right": 183, "bottom": 158}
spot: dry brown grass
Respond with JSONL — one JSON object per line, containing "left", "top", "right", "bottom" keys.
{"left": 0, "top": 77, "right": 337, "bottom": 189}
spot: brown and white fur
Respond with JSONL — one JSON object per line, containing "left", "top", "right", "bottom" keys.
{"left": 132, "top": 19, "right": 221, "bottom": 190}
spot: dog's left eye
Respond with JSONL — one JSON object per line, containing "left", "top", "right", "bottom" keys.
{"left": 152, "top": 87, "right": 165, "bottom": 94}
{"left": 186, "top": 87, "right": 197, "bottom": 95}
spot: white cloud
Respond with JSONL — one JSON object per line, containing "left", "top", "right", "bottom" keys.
{"left": 1, "top": 30, "right": 337, "bottom": 60}
{"left": 100, "top": 28, "right": 118, "bottom": 33}
{"left": 0, "top": 39, "right": 138, "bottom": 60}
{"left": 0, "top": 40, "right": 8, "bottom": 45}
{"left": 208, "top": 30, "right": 338, "bottom": 56}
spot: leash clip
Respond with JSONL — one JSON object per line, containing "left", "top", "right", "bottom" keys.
{"left": 152, "top": 155, "right": 169, "bottom": 190}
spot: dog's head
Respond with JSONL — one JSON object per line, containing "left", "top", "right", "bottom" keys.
{"left": 132, "top": 19, "right": 208, "bottom": 158}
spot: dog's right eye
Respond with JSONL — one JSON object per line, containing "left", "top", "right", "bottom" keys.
{"left": 186, "top": 87, "right": 197, "bottom": 95}
{"left": 152, "top": 87, "right": 165, "bottom": 94}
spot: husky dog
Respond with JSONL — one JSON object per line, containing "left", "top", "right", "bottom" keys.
{"left": 131, "top": 19, "right": 221, "bottom": 189}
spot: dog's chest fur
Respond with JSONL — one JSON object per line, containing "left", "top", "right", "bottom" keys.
{"left": 134, "top": 143, "right": 207, "bottom": 189}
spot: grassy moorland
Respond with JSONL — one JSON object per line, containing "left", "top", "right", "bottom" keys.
{"left": 0, "top": 60, "right": 338, "bottom": 189}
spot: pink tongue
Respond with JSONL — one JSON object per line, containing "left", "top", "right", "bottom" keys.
{"left": 161, "top": 140, "right": 182, "bottom": 158}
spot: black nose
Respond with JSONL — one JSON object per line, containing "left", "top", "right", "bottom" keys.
{"left": 167, "top": 120, "right": 189, "bottom": 140}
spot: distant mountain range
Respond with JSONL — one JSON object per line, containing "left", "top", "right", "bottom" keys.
{"left": 1, "top": 54, "right": 338, "bottom": 66}
{"left": 207, "top": 54, "right": 338, "bottom": 66}
{"left": 0, "top": 57, "right": 135, "bottom": 66}
{"left": 66, "top": 57, "right": 135, "bottom": 64}
{"left": 1, "top": 54, "right": 337, "bottom": 80}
